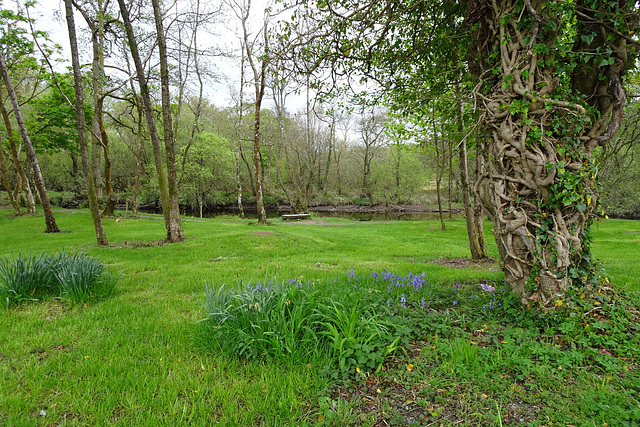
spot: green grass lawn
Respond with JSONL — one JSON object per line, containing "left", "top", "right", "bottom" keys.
{"left": 0, "top": 207, "right": 638, "bottom": 426}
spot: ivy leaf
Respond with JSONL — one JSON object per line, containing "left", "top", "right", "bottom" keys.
{"left": 599, "top": 57, "right": 615, "bottom": 67}
{"left": 580, "top": 33, "right": 595, "bottom": 45}
{"left": 577, "top": 204, "right": 587, "bottom": 212}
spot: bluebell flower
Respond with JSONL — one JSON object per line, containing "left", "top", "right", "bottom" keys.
{"left": 372, "top": 271, "right": 378, "bottom": 279}
{"left": 387, "top": 299, "right": 391, "bottom": 307}
{"left": 401, "top": 293, "right": 406, "bottom": 308}
{"left": 421, "top": 297, "right": 425, "bottom": 308}
{"left": 348, "top": 268, "right": 355, "bottom": 278}
{"left": 481, "top": 283, "right": 495, "bottom": 293}
{"left": 453, "top": 301, "right": 457, "bottom": 306}
{"left": 454, "top": 283, "right": 459, "bottom": 294}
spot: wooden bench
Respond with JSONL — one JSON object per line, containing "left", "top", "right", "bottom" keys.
{"left": 281, "top": 214, "right": 311, "bottom": 221}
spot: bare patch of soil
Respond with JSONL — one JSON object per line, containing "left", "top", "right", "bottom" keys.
{"left": 118, "top": 240, "right": 168, "bottom": 248}
{"left": 429, "top": 257, "right": 499, "bottom": 270}
{"left": 287, "top": 219, "right": 327, "bottom": 225}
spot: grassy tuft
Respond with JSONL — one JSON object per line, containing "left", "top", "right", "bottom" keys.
{"left": 0, "top": 250, "right": 119, "bottom": 306}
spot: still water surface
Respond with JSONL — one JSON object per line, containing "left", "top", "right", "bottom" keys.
{"left": 166, "top": 207, "right": 458, "bottom": 221}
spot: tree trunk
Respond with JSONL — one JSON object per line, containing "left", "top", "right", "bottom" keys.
{"left": 0, "top": 52, "right": 59, "bottom": 233}
{"left": 96, "top": 96, "right": 116, "bottom": 216}
{"left": 432, "top": 112, "right": 446, "bottom": 231}
{"left": 394, "top": 142, "right": 401, "bottom": 201}
{"left": 64, "top": 0, "right": 107, "bottom": 244}
{"left": 235, "top": 41, "right": 246, "bottom": 219}
{"left": 447, "top": 137, "right": 453, "bottom": 218}
{"left": 0, "top": 137, "right": 21, "bottom": 214}
{"left": 240, "top": 146, "right": 256, "bottom": 195}
{"left": 0, "top": 95, "right": 35, "bottom": 213}
{"left": 118, "top": 0, "right": 175, "bottom": 241}
{"left": 323, "top": 114, "right": 334, "bottom": 195}
{"left": 151, "top": 0, "right": 184, "bottom": 242}
{"left": 362, "top": 142, "right": 371, "bottom": 198}
{"left": 469, "top": 0, "right": 635, "bottom": 306}
{"left": 242, "top": 0, "right": 268, "bottom": 224}
{"left": 273, "top": 79, "right": 297, "bottom": 213}
{"left": 334, "top": 144, "right": 342, "bottom": 195}
{"left": 235, "top": 143, "right": 245, "bottom": 219}
{"left": 457, "top": 97, "right": 488, "bottom": 259}
{"left": 473, "top": 141, "right": 488, "bottom": 254}
{"left": 132, "top": 105, "right": 143, "bottom": 216}
{"left": 253, "top": 100, "right": 267, "bottom": 223}
{"left": 459, "top": 137, "right": 488, "bottom": 259}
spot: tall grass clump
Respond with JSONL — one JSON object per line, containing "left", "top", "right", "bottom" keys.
{"left": 197, "top": 273, "right": 411, "bottom": 377}
{"left": 0, "top": 251, "right": 120, "bottom": 307}
{"left": 198, "top": 279, "right": 325, "bottom": 363}
{"left": 54, "top": 251, "right": 120, "bottom": 303}
{"left": 0, "top": 252, "right": 59, "bottom": 304}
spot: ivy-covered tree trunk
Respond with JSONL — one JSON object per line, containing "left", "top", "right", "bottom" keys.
{"left": 468, "top": 0, "right": 637, "bottom": 306}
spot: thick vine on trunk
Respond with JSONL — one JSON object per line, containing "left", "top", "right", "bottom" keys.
{"left": 468, "top": 0, "right": 636, "bottom": 306}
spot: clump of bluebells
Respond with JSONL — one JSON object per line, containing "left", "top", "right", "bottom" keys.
{"left": 348, "top": 268, "right": 507, "bottom": 316}
{"left": 199, "top": 268, "right": 511, "bottom": 376}
{"left": 375, "top": 269, "right": 434, "bottom": 310}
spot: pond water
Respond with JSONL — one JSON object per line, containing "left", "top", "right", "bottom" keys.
{"left": 154, "top": 206, "right": 461, "bottom": 221}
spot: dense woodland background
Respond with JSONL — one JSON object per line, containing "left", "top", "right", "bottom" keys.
{"left": 0, "top": 1, "right": 638, "bottom": 220}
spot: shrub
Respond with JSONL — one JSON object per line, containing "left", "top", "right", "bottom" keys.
{"left": 0, "top": 251, "right": 120, "bottom": 307}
